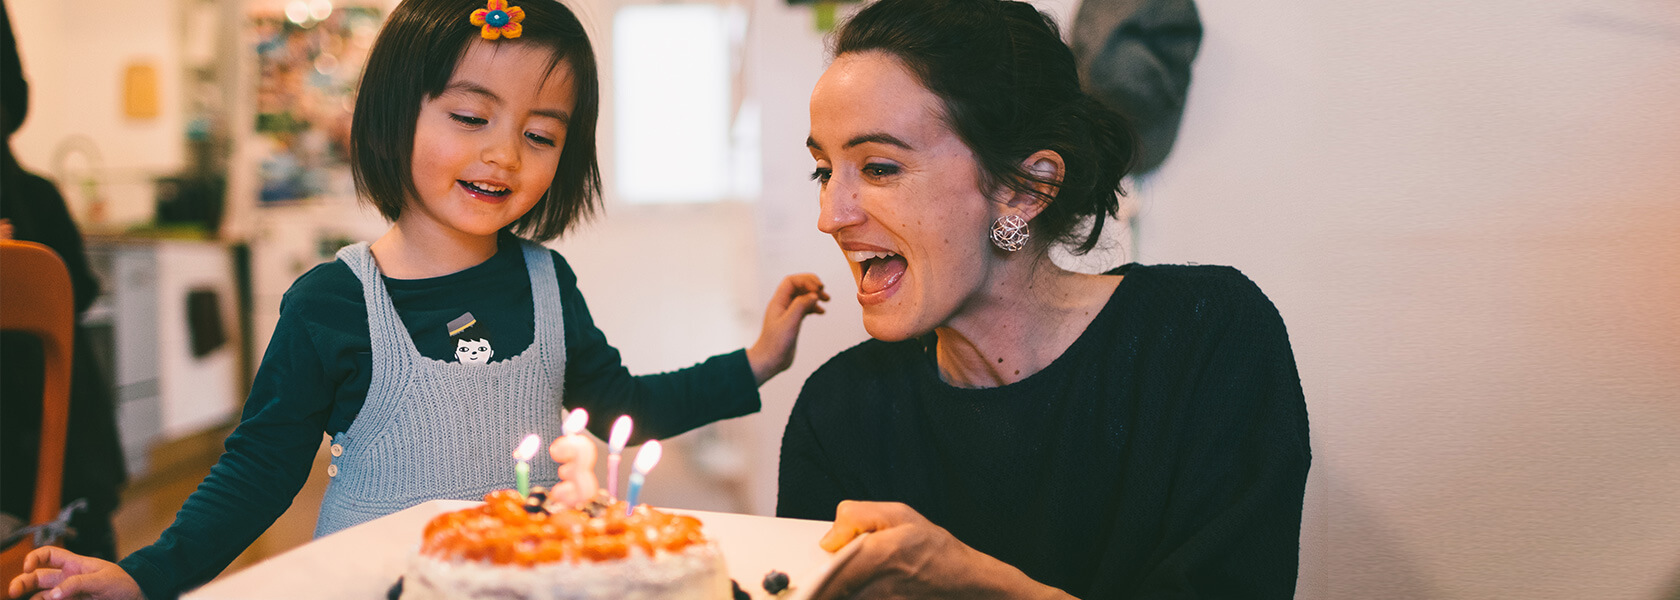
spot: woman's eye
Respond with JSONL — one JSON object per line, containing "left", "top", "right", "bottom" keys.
{"left": 526, "top": 132, "right": 556, "bottom": 147}
{"left": 809, "top": 167, "right": 832, "bottom": 184}
{"left": 450, "top": 113, "right": 488, "bottom": 126}
{"left": 862, "top": 163, "right": 899, "bottom": 178}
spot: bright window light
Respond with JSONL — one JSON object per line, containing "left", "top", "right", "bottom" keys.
{"left": 614, "top": 5, "right": 746, "bottom": 203}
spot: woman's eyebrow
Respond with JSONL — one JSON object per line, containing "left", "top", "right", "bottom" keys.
{"left": 806, "top": 132, "right": 915, "bottom": 152}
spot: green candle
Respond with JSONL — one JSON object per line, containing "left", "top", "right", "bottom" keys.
{"left": 513, "top": 434, "right": 540, "bottom": 497}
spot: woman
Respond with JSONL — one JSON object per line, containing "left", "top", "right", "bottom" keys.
{"left": 777, "top": 0, "right": 1311, "bottom": 598}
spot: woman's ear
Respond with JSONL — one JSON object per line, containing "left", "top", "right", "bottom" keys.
{"left": 1002, "top": 149, "right": 1065, "bottom": 222}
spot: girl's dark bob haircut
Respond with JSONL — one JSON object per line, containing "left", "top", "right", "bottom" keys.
{"left": 834, "top": 0, "right": 1137, "bottom": 255}
{"left": 351, "top": 0, "right": 601, "bottom": 242}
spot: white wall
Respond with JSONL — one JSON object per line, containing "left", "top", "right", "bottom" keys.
{"left": 1139, "top": 0, "right": 1680, "bottom": 598}
{"left": 8, "top": 0, "right": 187, "bottom": 227}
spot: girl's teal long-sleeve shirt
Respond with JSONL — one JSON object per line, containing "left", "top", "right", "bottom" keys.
{"left": 118, "top": 233, "right": 759, "bottom": 599}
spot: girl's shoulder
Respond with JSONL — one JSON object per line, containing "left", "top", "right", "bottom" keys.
{"left": 279, "top": 258, "right": 363, "bottom": 315}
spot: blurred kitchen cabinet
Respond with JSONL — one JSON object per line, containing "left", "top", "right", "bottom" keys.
{"left": 87, "top": 239, "right": 241, "bottom": 477}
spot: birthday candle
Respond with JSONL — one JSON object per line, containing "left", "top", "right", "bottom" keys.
{"left": 625, "top": 439, "right": 662, "bottom": 516}
{"left": 562, "top": 408, "right": 589, "bottom": 437}
{"left": 607, "top": 416, "right": 633, "bottom": 499}
{"left": 513, "top": 434, "right": 540, "bottom": 497}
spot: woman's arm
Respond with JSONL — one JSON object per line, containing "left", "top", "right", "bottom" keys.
{"left": 1104, "top": 275, "right": 1311, "bottom": 599}
{"left": 775, "top": 391, "right": 848, "bottom": 521}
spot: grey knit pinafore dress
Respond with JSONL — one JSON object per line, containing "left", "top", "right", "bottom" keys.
{"left": 314, "top": 240, "right": 567, "bottom": 537}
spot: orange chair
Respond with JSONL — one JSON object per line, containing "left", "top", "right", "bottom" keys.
{"left": 0, "top": 240, "right": 75, "bottom": 581}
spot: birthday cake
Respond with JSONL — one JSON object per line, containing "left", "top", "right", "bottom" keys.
{"left": 400, "top": 489, "right": 731, "bottom": 600}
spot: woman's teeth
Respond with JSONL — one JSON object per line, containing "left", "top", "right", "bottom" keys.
{"left": 846, "top": 250, "right": 898, "bottom": 264}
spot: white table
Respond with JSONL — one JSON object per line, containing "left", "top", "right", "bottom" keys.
{"left": 184, "top": 501, "right": 846, "bottom": 600}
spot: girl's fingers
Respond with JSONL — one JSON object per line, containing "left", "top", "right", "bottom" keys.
{"left": 22, "top": 547, "right": 72, "bottom": 573}
{"left": 8, "top": 568, "right": 61, "bottom": 600}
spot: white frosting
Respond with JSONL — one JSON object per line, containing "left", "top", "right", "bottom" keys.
{"left": 401, "top": 542, "right": 730, "bottom": 600}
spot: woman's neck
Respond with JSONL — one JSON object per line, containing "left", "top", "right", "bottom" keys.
{"left": 368, "top": 222, "right": 501, "bottom": 280}
{"left": 933, "top": 260, "right": 1121, "bottom": 389}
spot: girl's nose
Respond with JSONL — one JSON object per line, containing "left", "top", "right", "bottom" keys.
{"left": 481, "top": 131, "right": 522, "bottom": 170}
{"left": 817, "top": 178, "right": 864, "bottom": 234}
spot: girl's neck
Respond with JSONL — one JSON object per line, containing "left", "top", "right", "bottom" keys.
{"left": 933, "top": 259, "right": 1121, "bottom": 389}
{"left": 368, "top": 222, "right": 502, "bottom": 280}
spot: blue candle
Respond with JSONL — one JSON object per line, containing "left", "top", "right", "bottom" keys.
{"left": 624, "top": 439, "right": 663, "bottom": 515}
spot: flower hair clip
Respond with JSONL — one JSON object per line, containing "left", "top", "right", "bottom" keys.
{"left": 470, "top": 0, "right": 525, "bottom": 40}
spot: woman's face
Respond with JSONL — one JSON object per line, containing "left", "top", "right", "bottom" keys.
{"left": 405, "top": 40, "right": 575, "bottom": 240}
{"left": 809, "top": 51, "right": 1001, "bottom": 342}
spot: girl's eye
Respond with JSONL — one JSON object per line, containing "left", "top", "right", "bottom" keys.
{"left": 526, "top": 132, "right": 556, "bottom": 147}
{"left": 450, "top": 113, "right": 488, "bottom": 126}
{"left": 862, "top": 163, "right": 899, "bottom": 178}
{"left": 809, "top": 167, "right": 832, "bottom": 184}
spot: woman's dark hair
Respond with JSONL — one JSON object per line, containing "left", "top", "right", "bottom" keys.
{"left": 834, "top": 0, "right": 1136, "bottom": 254}
{"left": 351, "top": 0, "right": 601, "bottom": 241}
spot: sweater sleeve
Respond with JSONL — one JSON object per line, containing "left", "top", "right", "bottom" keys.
{"left": 1102, "top": 275, "right": 1311, "bottom": 599}
{"left": 775, "top": 380, "right": 849, "bottom": 521}
{"left": 553, "top": 253, "right": 760, "bottom": 445}
{"left": 117, "top": 292, "right": 336, "bottom": 600}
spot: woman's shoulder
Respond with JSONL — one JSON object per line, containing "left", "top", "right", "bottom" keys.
{"left": 1120, "top": 263, "right": 1278, "bottom": 314}
{"left": 799, "top": 337, "right": 927, "bottom": 402}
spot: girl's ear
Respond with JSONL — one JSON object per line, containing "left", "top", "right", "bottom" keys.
{"left": 1000, "top": 149, "right": 1064, "bottom": 222}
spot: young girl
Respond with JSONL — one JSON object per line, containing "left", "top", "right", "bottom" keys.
{"left": 7, "top": 0, "right": 825, "bottom": 598}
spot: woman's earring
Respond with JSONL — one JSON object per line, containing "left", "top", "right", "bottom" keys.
{"left": 990, "top": 214, "right": 1030, "bottom": 252}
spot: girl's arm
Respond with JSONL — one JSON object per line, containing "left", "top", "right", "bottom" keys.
{"left": 550, "top": 253, "right": 760, "bottom": 444}
{"left": 114, "top": 289, "right": 341, "bottom": 600}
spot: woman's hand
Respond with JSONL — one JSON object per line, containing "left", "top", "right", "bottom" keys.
{"left": 813, "top": 501, "right": 1075, "bottom": 600}
{"left": 746, "top": 274, "right": 828, "bottom": 385}
{"left": 546, "top": 434, "right": 600, "bottom": 507}
{"left": 7, "top": 546, "right": 143, "bottom": 600}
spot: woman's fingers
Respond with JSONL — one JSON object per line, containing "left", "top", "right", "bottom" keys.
{"left": 820, "top": 500, "right": 913, "bottom": 551}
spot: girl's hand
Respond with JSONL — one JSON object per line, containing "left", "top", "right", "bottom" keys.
{"left": 812, "top": 501, "right": 1075, "bottom": 600}
{"left": 746, "top": 273, "right": 828, "bottom": 385}
{"left": 546, "top": 434, "right": 600, "bottom": 507}
{"left": 7, "top": 546, "right": 143, "bottom": 600}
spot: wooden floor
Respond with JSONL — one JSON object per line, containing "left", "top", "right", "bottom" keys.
{"left": 110, "top": 426, "right": 331, "bottom": 583}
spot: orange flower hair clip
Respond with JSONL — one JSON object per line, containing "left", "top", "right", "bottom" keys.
{"left": 470, "top": 0, "right": 524, "bottom": 40}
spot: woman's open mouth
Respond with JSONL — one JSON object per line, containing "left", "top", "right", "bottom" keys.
{"left": 849, "top": 250, "right": 907, "bottom": 300}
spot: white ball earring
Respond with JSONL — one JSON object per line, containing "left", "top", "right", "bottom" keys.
{"left": 990, "top": 214, "right": 1030, "bottom": 252}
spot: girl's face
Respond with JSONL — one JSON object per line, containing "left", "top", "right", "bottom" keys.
{"left": 405, "top": 40, "right": 577, "bottom": 241}
{"left": 808, "top": 51, "right": 1001, "bottom": 342}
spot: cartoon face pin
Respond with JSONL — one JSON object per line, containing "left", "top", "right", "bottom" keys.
{"left": 455, "top": 338, "right": 493, "bottom": 364}
{"left": 448, "top": 312, "right": 494, "bottom": 365}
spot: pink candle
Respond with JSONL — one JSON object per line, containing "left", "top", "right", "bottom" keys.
{"left": 607, "top": 415, "right": 633, "bottom": 499}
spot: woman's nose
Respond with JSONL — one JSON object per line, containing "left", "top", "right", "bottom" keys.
{"left": 817, "top": 180, "right": 864, "bottom": 234}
